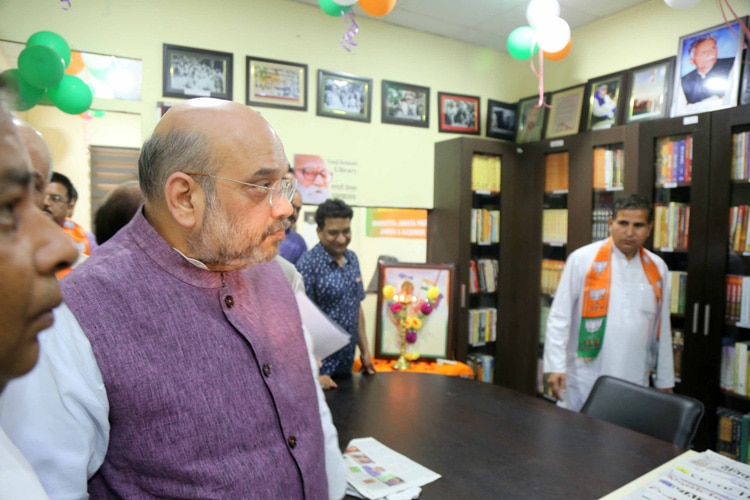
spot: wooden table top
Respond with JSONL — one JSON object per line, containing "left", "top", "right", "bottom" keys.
{"left": 325, "top": 372, "right": 685, "bottom": 499}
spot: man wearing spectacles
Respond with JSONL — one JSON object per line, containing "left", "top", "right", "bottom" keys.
{"left": 43, "top": 172, "right": 96, "bottom": 278}
{"left": 0, "top": 98, "right": 340, "bottom": 498}
{"left": 294, "top": 153, "right": 331, "bottom": 205}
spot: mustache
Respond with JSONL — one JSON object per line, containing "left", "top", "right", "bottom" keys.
{"left": 263, "top": 218, "right": 290, "bottom": 237}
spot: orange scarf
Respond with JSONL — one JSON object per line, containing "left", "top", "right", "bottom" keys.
{"left": 578, "top": 238, "right": 662, "bottom": 360}
{"left": 56, "top": 219, "right": 92, "bottom": 280}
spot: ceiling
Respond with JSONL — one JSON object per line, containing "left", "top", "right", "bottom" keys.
{"left": 290, "top": 0, "right": 652, "bottom": 53}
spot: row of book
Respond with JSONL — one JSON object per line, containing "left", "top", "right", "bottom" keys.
{"left": 468, "top": 259, "right": 499, "bottom": 294}
{"left": 465, "top": 353, "right": 495, "bottom": 383}
{"left": 470, "top": 153, "right": 501, "bottom": 193}
{"left": 544, "top": 152, "right": 569, "bottom": 193}
{"left": 469, "top": 208, "right": 500, "bottom": 244}
{"left": 467, "top": 307, "right": 497, "bottom": 346}
{"left": 668, "top": 270, "right": 687, "bottom": 315}
{"left": 542, "top": 209, "right": 568, "bottom": 244}
{"left": 541, "top": 259, "right": 565, "bottom": 295}
{"left": 725, "top": 275, "right": 750, "bottom": 324}
{"left": 652, "top": 202, "right": 690, "bottom": 250}
{"left": 731, "top": 131, "right": 750, "bottom": 181}
{"left": 716, "top": 406, "right": 750, "bottom": 463}
{"left": 728, "top": 205, "right": 750, "bottom": 253}
{"left": 719, "top": 340, "right": 750, "bottom": 396}
{"left": 591, "top": 207, "right": 612, "bottom": 241}
{"left": 655, "top": 135, "right": 693, "bottom": 185}
{"left": 592, "top": 146, "right": 624, "bottom": 190}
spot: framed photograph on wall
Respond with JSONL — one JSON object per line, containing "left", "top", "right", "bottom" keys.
{"left": 486, "top": 99, "right": 517, "bottom": 141}
{"left": 375, "top": 262, "right": 454, "bottom": 361}
{"left": 583, "top": 72, "right": 626, "bottom": 131}
{"left": 316, "top": 69, "right": 372, "bottom": 122}
{"left": 515, "top": 94, "right": 548, "bottom": 144}
{"left": 625, "top": 57, "right": 675, "bottom": 123}
{"left": 545, "top": 85, "right": 586, "bottom": 138}
{"left": 162, "top": 44, "right": 233, "bottom": 100}
{"left": 671, "top": 18, "right": 746, "bottom": 117}
{"left": 438, "top": 92, "right": 480, "bottom": 134}
{"left": 381, "top": 80, "right": 429, "bottom": 127}
{"left": 245, "top": 56, "right": 307, "bottom": 111}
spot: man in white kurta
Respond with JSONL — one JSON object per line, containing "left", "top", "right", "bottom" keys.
{"left": 543, "top": 195, "right": 675, "bottom": 411}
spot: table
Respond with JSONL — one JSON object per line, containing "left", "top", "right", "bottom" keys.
{"left": 325, "top": 373, "right": 685, "bottom": 499}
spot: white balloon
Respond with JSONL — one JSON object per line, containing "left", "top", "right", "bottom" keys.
{"left": 526, "top": 0, "right": 561, "bottom": 27}
{"left": 535, "top": 17, "right": 571, "bottom": 54}
{"left": 332, "top": 0, "right": 359, "bottom": 5}
{"left": 664, "top": 0, "right": 701, "bottom": 8}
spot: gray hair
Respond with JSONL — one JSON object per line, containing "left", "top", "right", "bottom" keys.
{"left": 138, "top": 128, "right": 217, "bottom": 203}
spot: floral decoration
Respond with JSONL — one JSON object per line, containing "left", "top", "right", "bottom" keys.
{"left": 382, "top": 282, "right": 442, "bottom": 361}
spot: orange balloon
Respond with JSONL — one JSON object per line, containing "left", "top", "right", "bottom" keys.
{"left": 359, "top": 0, "right": 396, "bottom": 17}
{"left": 544, "top": 38, "right": 572, "bottom": 61}
{"left": 66, "top": 50, "right": 85, "bottom": 75}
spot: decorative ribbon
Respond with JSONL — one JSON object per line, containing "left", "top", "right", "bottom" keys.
{"left": 717, "top": 0, "right": 750, "bottom": 48}
{"left": 529, "top": 45, "right": 551, "bottom": 109}
{"left": 340, "top": 9, "right": 359, "bottom": 52}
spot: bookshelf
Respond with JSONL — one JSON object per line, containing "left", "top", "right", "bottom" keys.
{"left": 705, "top": 104, "right": 750, "bottom": 458}
{"left": 638, "top": 111, "right": 713, "bottom": 451}
{"left": 428, "top": 137, "right": 539, "bottom": 390}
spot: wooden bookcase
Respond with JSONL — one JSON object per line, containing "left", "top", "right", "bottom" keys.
{"left": 427, "top": 137, "right": 539, "bottom": 391}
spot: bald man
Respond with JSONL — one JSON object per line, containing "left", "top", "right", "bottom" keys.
{"left": 0, "top": 99, "right": 345, "bottom": 499}
{"left": 13, "top": 118, "right": 52, "bottom": 209}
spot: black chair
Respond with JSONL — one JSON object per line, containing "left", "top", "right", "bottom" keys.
{"left": 580, "top": 375, "right": 704, "bottom": 448}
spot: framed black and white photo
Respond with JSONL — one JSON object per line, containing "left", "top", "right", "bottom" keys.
{"left": 162, "top": 44, "right": 233, "bottom": 100}
{"left": 381, "top": 80, "right": 429, "bottom": 128}
{"left": 671, "top": 18, "right": 746, "bottom": 117}
{"left": 583, "top": 72, "right": 626, "bottom": 131}
{"left": 625, "top": 57, "right": 675, "bottom": 123}
{"left": 317, "top": 69, "right": 372, "bottom": 122}
{"left": 246, "top": 56, "right": 307, "bottom": 111}
{"left": 486, "top": 99, "right": 517, "bottom": 141}
{"left": 438, "top": 92, "right": 480, "bottom": 135}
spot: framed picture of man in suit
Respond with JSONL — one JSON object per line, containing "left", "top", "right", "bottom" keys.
{"left": 671, "top": 18, "right": 747, "bottom": 117}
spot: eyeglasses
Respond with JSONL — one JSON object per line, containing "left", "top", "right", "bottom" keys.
{"left": 299, "top": 166, "right": 331, "bottom": 182}
{"left": 185, "top": 172, "right": 297, "bottom": 207}
{"left": 45, "top": 194, "right": 69, "bottom": 205}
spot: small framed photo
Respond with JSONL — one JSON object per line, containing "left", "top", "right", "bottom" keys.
{"left": 245, "top": 56, "right": 307, "bottom": 111}
{"left": 625, "top": 57, "right": 675, "bottom": 123}
{"left": 375, "top": 262, "right": 454, "bottom": 361}
{"left": 671, "top": 18, "right": 746, "bottom": 117}
{"left": 583, "top": 73, "right": 626, "bottom": 131}
{"left": 438, "top": 92, "right": 480, "bottom": 134}
{"left": 162, "top": 44, "right": 233, "bottom": 100}
{"left": 381, "top": 80, "right": 429, "bottom": 128}
{"left": 316, "top": 69, "right": 372, "bottom": 122}
{"left": 486, "top": 99, "right": 517, "bottom": 141}
{"left": 546, "top": 85, "right": 586, "bottom": 138}
{"left": 515, "top": 94, "right": 548, "bottom": 144}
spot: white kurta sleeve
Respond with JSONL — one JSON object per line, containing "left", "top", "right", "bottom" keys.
{"left": 543, "top": 255, "right": 579, "bottom": 374}
{"left": 0, "top": 303, "right": 109, "bottom": 500}
{"left": 302, "top": 326, "right": 347, "bottom": 500}
{"left": 653, "top": 260, "right": 675, "bottom": 389}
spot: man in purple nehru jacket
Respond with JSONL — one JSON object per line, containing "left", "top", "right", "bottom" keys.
{"left": 0, "top": 98, "right": 337, "bottom": 499}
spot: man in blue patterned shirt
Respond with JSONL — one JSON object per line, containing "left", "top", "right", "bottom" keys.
{"left": 296, "top": 199, "right": 375, "bottom": 389}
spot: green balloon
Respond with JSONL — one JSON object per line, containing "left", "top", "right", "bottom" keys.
{"left": 319, "top": 0, "right": 350, "bottom": 16}
{"left": 0, "top": 69, "right": 44, "bottom": 111}
{"left": 507, "top": 26, "right": 538, "bottom": 60}
{"left": 47, "top": 75, "right": 93, "bottom": 114}
{"left": 27, "top": 30, "right": 72, "bottom": 68}
{"left": 17, "top": 45, "right": 65, "bottom": 89}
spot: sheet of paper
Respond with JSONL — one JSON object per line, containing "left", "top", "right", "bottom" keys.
{"left": 343, "top": 437, "right": 441, "bottom": 500}
{"left": 295, "top": 291, "right": 350, "bottom": 360}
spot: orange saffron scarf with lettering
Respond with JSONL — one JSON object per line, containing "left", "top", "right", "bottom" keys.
{"left": 578, "top": 237, "right": 663, "bottom": 360}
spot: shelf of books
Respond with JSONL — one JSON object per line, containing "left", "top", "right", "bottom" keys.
{"left": 538, "top": 151, "right": 570, "bottom": 398}
{"left": 592, "top": 143, "right": 625, "bottom": 241}
{"left": 466, "top": 152, "right": 501, "bottom": 383}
